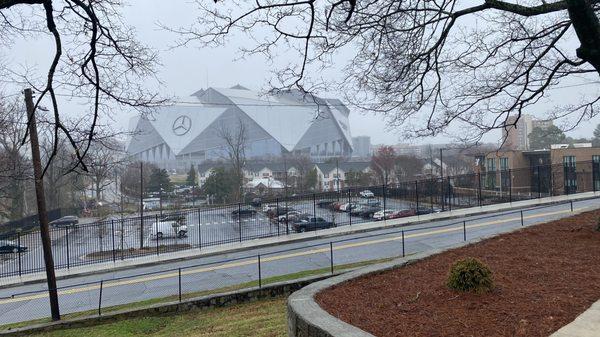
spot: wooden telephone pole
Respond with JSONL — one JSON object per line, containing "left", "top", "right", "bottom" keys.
{"left": 24, "top": 88, "right": 61, "bottom": 321}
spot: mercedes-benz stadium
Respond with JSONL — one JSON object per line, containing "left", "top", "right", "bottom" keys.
{"left": 126, "top": 86, "right": 353, "bottom": 171}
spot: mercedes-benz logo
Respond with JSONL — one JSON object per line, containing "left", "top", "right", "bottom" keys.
{"left": 172, "top": 115, "right": 192, "bottom": 136}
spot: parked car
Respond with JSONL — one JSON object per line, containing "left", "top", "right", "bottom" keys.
{"left": 317, "top": 200, "right": 335, "bottom": 208}
{"left": 358, "top": 205, "right": 382, "bottom": 218}
{"left": 150, "top": 216, "right": 188, "bottom": 239}
{"left": 292, "top": 217, "right": 334, "bottom": 233}
{"left": 359, "top": 190, "right": 375, "bottom": 198}
{"left": 415, "top": 207, "right": 442, "bottom": 215}
{"left": 267, "top": 206, "right": 295, "bottom": 217}
{"left": 231, "top": 206, "right": 257, "bottom": 218}
{"left": 331, "top": 202, "right": 344, "bottom": 211}
{"left": 49, "top": 215, "right": 79, "bottom": 227}
{"left": 338, "top": 202, "right": 358, "bottom": 212}
{"left": 365, "top": 199, "right": 381, "bottom": 206}
{"left": 278, "top": 211, "right": 308, "bottom": 223}
{"left": 372, "top": 210, "right": 397, "bottom": 221}
{"left": 350, "top": 204, "right": 367, "bottom": 215}
{"left": 388, "top": 209, "right": 416, "bottom": 219}
{"left": 0, "top": 240, "right": 27, "bottom": 254}
{"left": 262, "top": 204, "right": 277, "bottom": 213}
{"left": 250, "top": 198, "right": 262, "bottom": 207}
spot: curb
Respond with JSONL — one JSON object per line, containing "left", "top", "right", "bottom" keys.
{"left": 287, "top": 205, "right": 596, "bottom": 337}
{"left": 2, "top": 192, "right": 598, "bottom": 289}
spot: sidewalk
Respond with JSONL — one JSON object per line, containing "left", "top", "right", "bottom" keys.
{"left": 551, "top": 300, "right": 600, "bottom": 337}
{"left": 1, "top": 191, "right": 598, "bottom": 289}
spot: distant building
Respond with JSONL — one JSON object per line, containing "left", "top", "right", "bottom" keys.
{"left": 502, "top": 115, "right": 554, "bottom": 150}
{"left": 351, "top": 136, "right": 371, "bottom": 158}
{"left": 477, "top": 143, "right": 600, "bottom": 195}
{"left": 126, "top": 86, "right": 353, "bottom": 171}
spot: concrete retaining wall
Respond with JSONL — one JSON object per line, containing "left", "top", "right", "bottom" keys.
{"left": 1, "top": 274, "right": 334, "bottom": 336}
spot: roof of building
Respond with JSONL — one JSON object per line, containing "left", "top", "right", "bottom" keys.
{"left": 245, "top": 177, "right": 285, "bottom": 189}
{"left": 128, "top": 87, "right": 353, "bottom": 155}
{"left": 315, "top": 161, "right": 371, "bottom": 174}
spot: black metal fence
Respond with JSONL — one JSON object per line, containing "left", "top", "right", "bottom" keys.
{"left": 1, "top": 160, "right": 599, "bottom": 279}
{"left": 0, "top": 196, "right": 592, "bottom": 325}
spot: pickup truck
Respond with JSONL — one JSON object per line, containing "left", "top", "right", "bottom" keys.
{"left": 292, "top": 217, "right": 334, "bottom": 233}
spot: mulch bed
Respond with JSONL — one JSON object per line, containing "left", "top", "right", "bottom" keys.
{"left": 316, "top": 209, "right": 600, "bottom": 337}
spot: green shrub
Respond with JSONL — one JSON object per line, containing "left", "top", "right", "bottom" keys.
{"left": 447, "top": 257, "right": 494, "bottom": 294}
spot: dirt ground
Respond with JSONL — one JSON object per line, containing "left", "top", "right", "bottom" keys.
{"left": 316, "top": 209, "right": 600, "bottom": 337}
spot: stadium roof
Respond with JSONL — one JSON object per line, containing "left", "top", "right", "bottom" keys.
{"left": 128, "top": 86, "right": 352, "bottom": 155}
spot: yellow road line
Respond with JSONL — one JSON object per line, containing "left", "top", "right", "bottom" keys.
{"left": 0, "top": 207, "right": 580, "bottom": 305}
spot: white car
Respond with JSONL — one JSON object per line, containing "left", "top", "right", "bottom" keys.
{"left": 359, "top": 190, "right": 375, "bottom": 198}
{"left": 372, "top": 210, "right": 395, "bottom": 221}
{"left": 262, "top": 204, "right": 277, "bottom": 213}
{"left": 150, "top": 215, "right": 188, "bottom": 239}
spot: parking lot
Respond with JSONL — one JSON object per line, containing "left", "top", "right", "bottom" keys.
{"left": 0, "top": 195, "right": 419, "bottom": 278}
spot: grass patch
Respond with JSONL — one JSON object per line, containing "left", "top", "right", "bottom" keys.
{"left": 30, "top": 296, "right": 288, "bottom": 337}
{"left": 0, "top": 256, "right": 396, "bottom": 333}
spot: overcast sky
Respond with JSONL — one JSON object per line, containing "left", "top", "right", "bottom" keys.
{"left": 3, "top": 1, "right": 600, "bottom": 146}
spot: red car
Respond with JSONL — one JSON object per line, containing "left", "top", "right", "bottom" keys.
{"left": 389, "top": 209, "right": 416, "bottom": 219}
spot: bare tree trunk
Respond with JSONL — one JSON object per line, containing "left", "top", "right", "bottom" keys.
{"left": 566, "top": 0, "right": 600, "bottom": 73}
{"left": 24, "top": 88, "right": 60, "bottom": 321}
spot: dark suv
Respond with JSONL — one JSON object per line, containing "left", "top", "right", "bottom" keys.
{"left": 292, "top": 217, "right": 334, "bottom": 233}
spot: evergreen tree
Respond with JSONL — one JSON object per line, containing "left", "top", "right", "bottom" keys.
{"left": 528, "top": 126, "right": 566, "bottom": 150}
{"left": 186, "top": 165, "right": 197, "bottom": 186}
{"left": 202, "top": 167, "right": 237, "bottom": 203}
{"left": 145, "top": 168, "right": 173, "bottom": 193}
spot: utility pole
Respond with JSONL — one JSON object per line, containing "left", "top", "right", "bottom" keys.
{"left": 24, "top": 88, "right": 61, "bottom": 321}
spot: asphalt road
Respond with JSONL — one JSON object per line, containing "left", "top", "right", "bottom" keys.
{"left": 0, "top": 197, "right": 597, "bottom": 325}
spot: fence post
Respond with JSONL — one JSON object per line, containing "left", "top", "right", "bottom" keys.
{"left": 65, "top": 227, "right": 70, "bottom": 269}
{"left": 178, "top": 268, "right": 182, "bottom": 302}
{"left": 312, "top": 193, "right": 317, "bottom": 220}
{"left": 257, "top": 254, "right": 262, "bottom": 289}
{"left": 276, "top": 198, "right": 280, "bottom": 237}
{"left": 401, "top": 230, "right": 405, "bottom": 257}
{"left": 98, "top": 280, "right": 104, "bottom": 316}
{"left": 520, "top": 210, "right": 524, "bottom": 226}
{"left": 197, "top": 208, "right": 202, "bottom": 249}
{"left": 570, "top": 200, "right": 573, "bottom": 212}
{"left": 463, "top": 221, "right": 466, "bottom": 241}
{"left": 415, "top": 180, "right": 419, "bottom": 212}
{"left": 440, "top": 177, "right": 445, "bottom": 212}
{"left": 155, "top": 214, "right": 159, "bottom": 256}
{"left": 383, "top": 184, "right": 387, "bottom": 215}
{"left": 508, "top": 169, "right": 512, "bottom": 203}
{"left": 17, "top": 232, "right": 22, "bottom": 277}
{"left": 111, "top": 220, "right": 116, "bottom": 263}
{"left": 430, "top": 179, "right": 434, "bottom": 212}
{"left": 348, "top": 189, "right": 352, "bottom": 226}
{"left": 477, "top": 172, "right": 482, "bottom": 206}
{"left": 329, "top": 242, "right": 334, "bottom": 274}
{"left": 537, "top": 166, "right": 541, "bottom": 198}
{"left": 238, "top": 203, "right": 242, "bottom": 242}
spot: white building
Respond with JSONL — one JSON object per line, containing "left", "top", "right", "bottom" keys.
{"left": 126, "top": 86, "right": 353, "bottom": 171}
